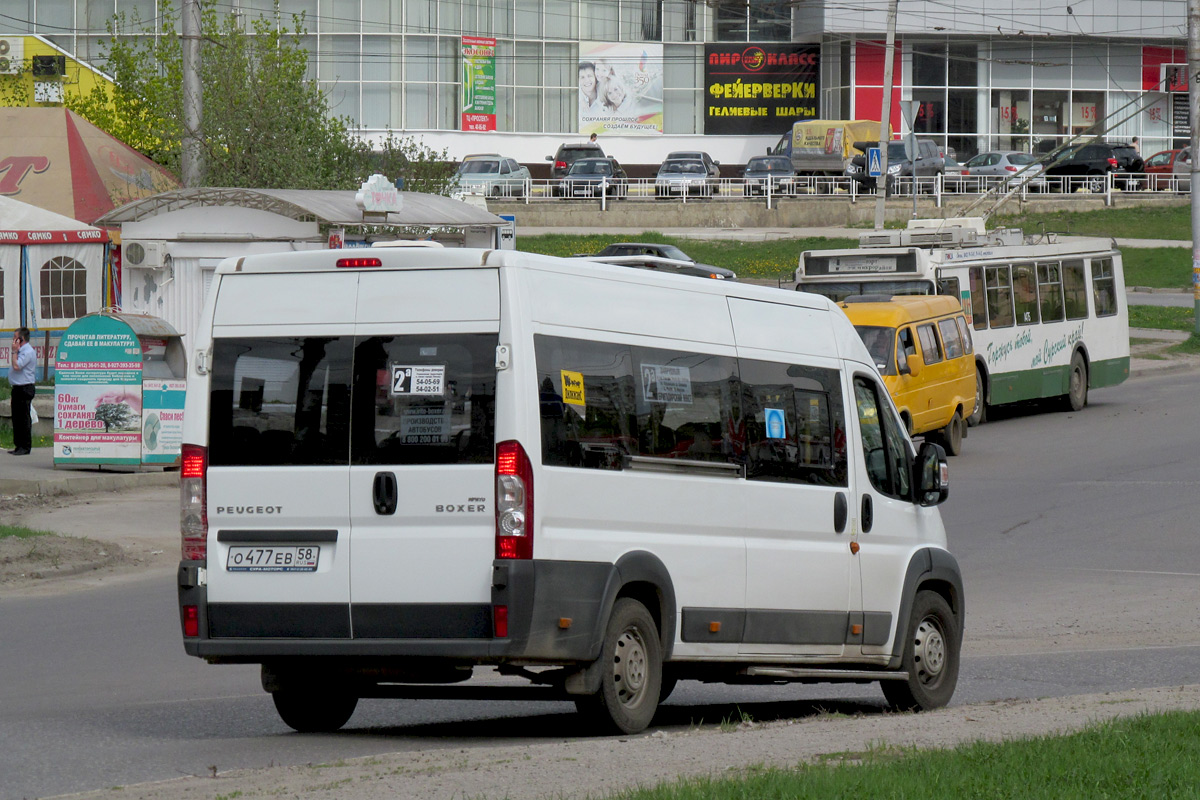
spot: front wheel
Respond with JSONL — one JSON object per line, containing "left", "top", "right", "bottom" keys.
{"left": 1063, "top": 351, "right": 1088, "bottom": 412}
{"left": 1086, "top": 172, "right": 1105, "bottom": 193}
{"left": 272, "top": 690, "right": 358, "bottom": 733}
{"left": 574, "top": 598, "right": 662, "bottom": 734}
{"left": 881, "top": 590, "right": 960, "bottom": 711}
{"left": 966, "top": 367, "right": 986, "bottom": 427}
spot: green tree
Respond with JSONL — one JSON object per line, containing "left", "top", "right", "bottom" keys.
{"left": 94, "top": 402, "right": 134, "bottom": 432}
{"left": 70, "top": 4, "right": 453, "bottom": 193}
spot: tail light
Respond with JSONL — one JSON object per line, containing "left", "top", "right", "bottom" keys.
{"left": 1107, "top": 157, "right": 1118, "bottom": 169}
{"left": 495, "top": 440, "right": 533, "bottom": 559}
{"left": 555, "top": 160, "right": 567, "bottom": 171}
{"left": 183, "top": 605, "right": 200, "bottom": 637}
{"left": 180, "top": 444, "right": 208, "bottom": 560}
{"left": 1005, "top": 165, "right": 1018, "bottom": 172}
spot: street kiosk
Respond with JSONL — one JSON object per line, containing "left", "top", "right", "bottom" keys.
{"left": 54, "top": 311, "right": 187, "bottom": 468}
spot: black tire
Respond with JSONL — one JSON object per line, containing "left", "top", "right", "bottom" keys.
{"left": 272, "top": 690, "right": 358, "bottom": 733}
{"left": 881, "top": 590, "right": 960, "bottom": 711}
{"left": 1086, "top": 172, "right": 1105, "bottom": 193}
{"left": 1063, "top": 351, "right": 1088, "bottom": 412}
{"left": 938, "top": 411, "right": 964, "bottom": 456}
{"left": 966, "top": 367, "right": 986, "bottom": 427}
{"left": 659, "top": 668, "right": 680, "bottom": 703}
{"left": 574, "top": 598, "right": 662, "bottom": 735}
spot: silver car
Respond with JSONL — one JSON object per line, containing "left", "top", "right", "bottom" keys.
{"left": 655, "top": 159, "right": 716, "bottom": 197}
{"left": 453, "top": 156, "right": 532, "bottom": 198}
{"left": 963, "top": 150, "right": 1046, "bottom": 190}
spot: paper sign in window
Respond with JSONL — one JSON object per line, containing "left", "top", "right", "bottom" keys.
{"left": 765, "top": 407, "right": 787, "bottom": 439}
{"left": 391, "top": 365, "right": 445, "bottom": 396}
{"left": 560, "top": 370, "right": 586, "bottom": 406}
{"left": 640, "top": 364, "right": 693, "bottom": 404}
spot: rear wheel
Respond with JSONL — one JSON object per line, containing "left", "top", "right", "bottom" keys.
{"left": 966, "top": 367, "right": 986, "bottom": 427}
{"left": 1086, "top": 171, "right": 1105, "bottom": 193}
{"left": 1063, "top": 351, "right": 1088, "bottom": 412}
{"left": 272, "top": 690, "right": 358, "bottom": 733}
{"left": 937, "top": 411, "right": 964, "bottom": 456}
{"left": 881, "top": 590, "right": 959, "bottom": 711}
{"left": 575, "top": 598, "right": 662, "bottom": 734}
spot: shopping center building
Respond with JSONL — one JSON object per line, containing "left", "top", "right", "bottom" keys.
{"left": 3, "top": 0, "right": 1188, "bottom": 169}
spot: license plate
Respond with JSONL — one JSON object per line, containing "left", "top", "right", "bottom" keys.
{"left": 226, "top": 546, "right": 320, "bottom": 572}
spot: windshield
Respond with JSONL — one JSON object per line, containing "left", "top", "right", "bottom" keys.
{"left": 798, "top": 280, "right": 936, "bottom": 303}
{"left": 570, "top": 160, "right": 612, "bottom": 175}
{"left": 854, "top": 326, "right": 896, "bottom": 375}
{"left": 662, "top": 162, "right": 704, "bottom": 175}
{"left": 887, "top": 142, "right": 908, "bottom": 160}
{"left": 461, "top": 160, "right": 500, "bottom": 175}
{"left": 749, "top": 158, "right": 791, "bottom": 172}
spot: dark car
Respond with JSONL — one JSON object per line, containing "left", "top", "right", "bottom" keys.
{"left": 588, "top": 242, "right": 737, "bottom": 280}
{"left": 1042, "top": 142, "right": 1143, "bottom": 192}
{"left": 546, "top": 142, "right": 606, "bottom": 181}
{"left": 742, "top": 155, "right": 797, "bottom": 196}
{"left": 556, "top": 157, "right": 628, "bottom": 198}
{"left": 846, "top": 139, "right": 943, "bottom": 193}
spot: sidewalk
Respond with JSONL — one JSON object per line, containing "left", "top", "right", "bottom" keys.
{"left": 0, "top": 447, "right": 177, "bottom": 497}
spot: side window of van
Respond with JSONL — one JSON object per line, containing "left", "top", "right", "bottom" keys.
{"left": 349, "top": 334, "right": 498, "bottom": 465}
{"left": 853, "top": 377, "right": 911, "bottom": 500}
{"left": 916, "top": 324, "right": 942, "bottom": 365}
{"left": 740, "top": 359, "right": 848, "bottom": 487}
{"left": 534, "top": 336, "right": 739, "bottom": 469}
{"left": 632, "top": 345, "right": 739, "bottom": 462}
{"left": 208, "top": 337, "right": 354, "bottom": 466}
{"left": 938, "top": 318, "right": 964, "bottom": 359}
{"left": 954, "top": 315, "right": 974, "bottom": 356}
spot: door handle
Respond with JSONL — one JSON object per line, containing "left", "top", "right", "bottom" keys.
{"left": 861, "top": 494, "right": 874, "bottom": 533}
{"left": 833, "top": 492, "right": 848, "bottom": 534}
{"left": 373, "top": 471, "right": 398, "bottom": 516}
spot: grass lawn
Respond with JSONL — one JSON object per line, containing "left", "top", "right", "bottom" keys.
{"left": 0, "top": 525, "right": 52, "bottom": 539}
{"left": 1129, "top": 305, "right": 1196, "bottom": 331}
{"left": 618, "top": 711, "right": 1200, "bottom": 800}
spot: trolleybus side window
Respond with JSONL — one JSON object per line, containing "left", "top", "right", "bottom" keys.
{"left": 937, "top": 276, "right": 960, "bottom": 299}
{"left": 916, "top": 323, "right": 943, "bottom": 365}
{"left": 1063, "top": 260, "right": 1089, "bottom": 320}
{"left": 1092, "top": 257, "right": 1118, "bottom": 317}
{"left": 938, "top": 318, "right": 964, "bottom": 359}
{"left": 969, "top": 267, "right": 987, "bottom": 330}
{"left": 1013, "top": 263, "right": 1039, "bottom": 325}
{"left": 985, "top": 266, "right": 1015, "bottom": 328}
{"left": 1037, "top": 262, "right": 1065, "bottom": 322}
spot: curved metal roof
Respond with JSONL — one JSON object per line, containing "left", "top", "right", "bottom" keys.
{"left": 95, "top": 187, "right": 505, "bottom": 228}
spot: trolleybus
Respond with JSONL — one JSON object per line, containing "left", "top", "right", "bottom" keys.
{"left": 796, "top": 218, "right": 1130, "bottom": 424}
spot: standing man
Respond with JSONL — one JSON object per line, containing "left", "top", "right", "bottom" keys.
{"left": 8, "top": 327, "right": 36, "bottom": 456}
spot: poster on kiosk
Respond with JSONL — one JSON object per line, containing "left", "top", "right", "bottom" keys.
{"left": 54, "top": 312, "right": 187, "bottom": 467}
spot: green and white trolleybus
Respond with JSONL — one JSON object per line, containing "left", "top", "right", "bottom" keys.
{"left": 796, "top": 218, "right": 1130, "bottom": 424}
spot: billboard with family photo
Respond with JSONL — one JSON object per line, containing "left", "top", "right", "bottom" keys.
{"left": 579, "top": 42, "right": 663, "bottom": 136}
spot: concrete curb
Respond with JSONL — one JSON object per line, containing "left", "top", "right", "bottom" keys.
{"left": 0, "top": 469, "right": 177, "bottom": 499}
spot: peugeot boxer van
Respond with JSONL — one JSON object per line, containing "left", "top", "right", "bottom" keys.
{"left": 839, "top": 295, "right": 976, "bottom": 456}
{"left": 177, "top": 248, "right": 962, "bottom": 735}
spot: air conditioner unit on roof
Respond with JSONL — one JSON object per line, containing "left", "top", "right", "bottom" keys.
{"left": 123, "top": 241, "right": 169, "bottom": 269}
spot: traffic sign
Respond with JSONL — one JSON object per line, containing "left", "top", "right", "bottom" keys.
{"left": 867, "top": 147, "right": 882, "bottom": 177}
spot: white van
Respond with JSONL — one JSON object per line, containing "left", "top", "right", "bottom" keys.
{"left": 177, "top": 247, "right": 963, "bottom": 735}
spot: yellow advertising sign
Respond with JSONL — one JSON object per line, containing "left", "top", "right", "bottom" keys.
{"left": 561, "top": 370, "right": 586, "bottom": 406}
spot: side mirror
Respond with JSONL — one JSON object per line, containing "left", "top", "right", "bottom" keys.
{"left": 913, "top": 441, "right": 949, "bottom": 506}
{"left": 545, "top": 155, "right": 553, "bottom": 161}
{"left": 898, "top": 349, "right": 921, "bottom": 377}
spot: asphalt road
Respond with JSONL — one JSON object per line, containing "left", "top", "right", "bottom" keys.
{"left": 3, "top": 368, "right": 1200, "bottom": 799}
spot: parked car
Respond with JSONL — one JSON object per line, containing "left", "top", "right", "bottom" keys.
{"left": 941, "top": 155, "right": 971, "bottom": 191}
{"left": 962, "top": 150, "right": 1046, "bottom": 191}
{"left": 453, "top": 155, "right": 531, "bottom": 198}
{"left": 555, "top": 156, "right": 629, "bottom": 198}
{"left": 655, "top": 159, "right": 717, "bottom": 197}
{"left": 1042, "top": 141, "right": 1143, "bottom": 192}
{"left": 546, "top": 142, "right": 605, "bottom": 181}
{"left": 586, "top": 242, "right": 737, "bottom": 280}
{"left": 741, "top": 155, "right": 798, "bottom": 195}
{"left": 665, "top": 150, "right": 721, "bottom": 180}
{"left": 1173, "top": 147, "right": 1193, "bottom": 192}
{"left": 846, "top": 139, "right": 943, "bottom": 193}
{"left": 1143, "top": 148, "right": 1185, "bottom": 190}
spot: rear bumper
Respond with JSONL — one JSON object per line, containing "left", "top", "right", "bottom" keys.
{"left": 179, "top": 559, "right": 613, "bottom": 664}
